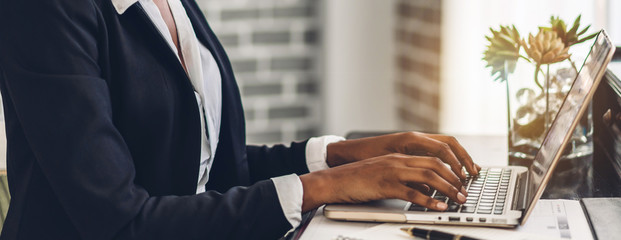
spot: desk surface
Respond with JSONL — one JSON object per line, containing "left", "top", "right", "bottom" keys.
{"left": 293, "top": 134, "right": 621, "bottom": 239}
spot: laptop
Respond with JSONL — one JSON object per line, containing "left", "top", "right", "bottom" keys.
{"left": 324, "top": 30, "right": 616, "bottom": 228}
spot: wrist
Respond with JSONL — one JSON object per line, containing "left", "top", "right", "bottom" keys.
{"left": 326, "top": 141, "right": 348, "bottom": 167}
{"left": 299, "top": 171, "right": 332, "bottom": 212}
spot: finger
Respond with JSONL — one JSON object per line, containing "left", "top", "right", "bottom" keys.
{"left": 398, "top": 168, "right": 466, "bottom": 204}
{"left": 400, "top": 156, "right": 462, "bottom": 190}
{"left": 429, "top": 135, "right": 478, "bottom": 176}
{"left": 403, "top": 135, "right": 466, "bottom": 179}
{"left": 406, "top": 182, "right": 431, "bottom": 195}
{"left": 394, "top": 185, "right": 447, "bottom": 211}
{"left": 424, "top": 135, "right": 477, "bottom": 175}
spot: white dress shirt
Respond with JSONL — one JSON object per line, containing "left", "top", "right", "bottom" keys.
{"left": 111, "top": 0, "right": 345, "bottom": 229}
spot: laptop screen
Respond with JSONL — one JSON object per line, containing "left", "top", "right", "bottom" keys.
{"left": 522, "top": 31, "right": 615, "bottom": 223}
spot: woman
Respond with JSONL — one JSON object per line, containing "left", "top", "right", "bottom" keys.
{"left": 0, "top": 0, "right": 478, "bottom": 239}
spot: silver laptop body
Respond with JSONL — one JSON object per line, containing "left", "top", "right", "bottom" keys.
{"left": 324, "top": 30, "right": 615, "bottom": 228}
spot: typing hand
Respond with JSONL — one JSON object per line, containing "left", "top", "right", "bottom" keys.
{"left": 299, "top": 153, "right": 468, "bottom": 212}
{"left": 325, "top": 132, "right": 480, "bottom": 179}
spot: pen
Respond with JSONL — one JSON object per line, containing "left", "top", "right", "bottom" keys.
{"left": 400, "top": 227, "right": 482, "bottom": 240}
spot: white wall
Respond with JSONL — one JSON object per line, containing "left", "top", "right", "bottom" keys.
{"left": 321, "top": 0, "right": 398, "bottom": 136}
{"left": 608, "top": 0, "right": 621, "bottom": 45}
{"left": 440, "top": 0, "right": 601, "bottom": 135}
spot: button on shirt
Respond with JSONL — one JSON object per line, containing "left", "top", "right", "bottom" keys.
{"left": 111, "top": 0, "right": 345, "bottom": 229}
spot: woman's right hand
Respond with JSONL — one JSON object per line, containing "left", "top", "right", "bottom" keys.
{"left": 299, "top": 153, "right": 468, "bottom": 212}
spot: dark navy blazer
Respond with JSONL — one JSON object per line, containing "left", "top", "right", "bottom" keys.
{"left": 0, "top": 0, "right": 310, "bottom": 239}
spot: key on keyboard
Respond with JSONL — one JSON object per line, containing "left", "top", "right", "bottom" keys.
{"left": 407, "top": 168, "right": 511, "bottom": 215}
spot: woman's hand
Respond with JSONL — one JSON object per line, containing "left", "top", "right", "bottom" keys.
{"left": 299, "top": 153, "right": 469, "bottom": 212}
{"left": 326, "top": 132, "right": 480, "bottom": 179}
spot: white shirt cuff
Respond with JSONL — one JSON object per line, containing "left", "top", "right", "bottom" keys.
{"left": 271, "top": 174, "right": 304, "bottom": 229}
{"left": 305, "top": 135, "right": 346, "bottom": 172}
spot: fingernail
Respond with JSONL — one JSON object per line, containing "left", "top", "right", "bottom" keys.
{"left": 461, "top": 187, "right": 467, "bottom": 196}
{"left": 457, "top": 193, "right": 466, "bottom": 203}
{"left": 436, "top": 202, "right": 448, "bottom": 210}
{"left": 462, "top": 169, "right": 467, "bottom": 178}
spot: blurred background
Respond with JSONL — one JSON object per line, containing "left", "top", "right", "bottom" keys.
{"left": 0, "top": 0, "right": 620, "bottom": 168}
{"left": 194, "top": 0, "right": 621, "bottom": 145}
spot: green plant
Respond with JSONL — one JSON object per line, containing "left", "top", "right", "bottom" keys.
{"left": 542, "top": 15, "right": 598, "bottom": 48}
{"left": 483, "top": 25, "right": 524, "bottom": 81}
{"left": 483, "top": 15, "right": 598, "bottom": 143}
{"left": 521, "top": 29, "right": 570, "bottom": 90}
{"left": 541, "top": 15, "right": 598, "bottom": 73}
{"left": 483, "top": 15, "right": 597, "bottom": 87}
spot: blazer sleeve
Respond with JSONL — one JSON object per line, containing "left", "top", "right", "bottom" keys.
{"left": 0, "top": 1, "right": 291, "bottom": 239}
{"left": 246, "top": 140, "right": 311, "bottom": 183}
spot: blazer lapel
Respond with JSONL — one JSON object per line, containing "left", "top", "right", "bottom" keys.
{"left": 109, "top": 0, "right": 186, "bottom": 79}
{"left": 181, "top": 0, "right": 251, "bottom": 187}
{"left": 127, "top": 4, "right": 189, "bottom": 81}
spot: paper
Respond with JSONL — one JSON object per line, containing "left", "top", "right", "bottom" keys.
{"left": 342, "top": 199, "right": 592, "bottom": 240}
{"left": 520, "top": 199, "right": 592, "bottom": 239}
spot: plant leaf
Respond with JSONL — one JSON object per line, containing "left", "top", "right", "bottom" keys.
{"left": 577, "top": 25, "right": 591, "bottom": 36}
{"left": 575, "top": 32, "right": 598, "bottom": 44}
{"left": 570, "top": 15, "right": 581, "bottom": 33}
{"left": 567, "top": 20, "right": 579, "bottom": 37}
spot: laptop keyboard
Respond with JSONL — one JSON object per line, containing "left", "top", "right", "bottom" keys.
{"left": 408, "top": 168, "right": 511, "bottom": 215}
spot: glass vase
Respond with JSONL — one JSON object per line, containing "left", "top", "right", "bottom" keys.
{"left": 504, "top": 60, "right": 594, "bottom": 169}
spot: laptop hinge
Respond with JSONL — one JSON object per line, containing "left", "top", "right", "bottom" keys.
{"left": 512, "top": 171, "right": 529, "bottom": 211}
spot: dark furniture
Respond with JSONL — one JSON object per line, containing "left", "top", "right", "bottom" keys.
{"left": 592, "top": 48, "right": 621, "bottom": 188}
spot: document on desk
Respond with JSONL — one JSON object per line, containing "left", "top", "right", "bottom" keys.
{"left": 339, "top": 199, "right": 592, "bottom": 240}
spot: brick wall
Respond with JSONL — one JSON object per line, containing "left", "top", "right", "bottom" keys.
{"left": 196, "top": 0, "right": 322, "bottom": 144}
{"left": 395, "top": 0, "right": 442, "bottom": 132}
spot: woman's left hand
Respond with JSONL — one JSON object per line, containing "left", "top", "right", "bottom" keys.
{"left": 325, "top": 132, "right": 480, "bottom": 180}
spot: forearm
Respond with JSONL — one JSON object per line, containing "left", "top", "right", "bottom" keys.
{"left": 326, "top": 135, "right": 393, "bottom": 167}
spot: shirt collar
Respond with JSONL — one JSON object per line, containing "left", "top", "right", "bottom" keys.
{"left": 111, "top": 0, "right": 139, "bottom": 15}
